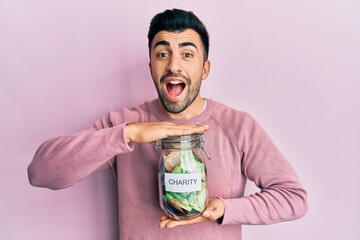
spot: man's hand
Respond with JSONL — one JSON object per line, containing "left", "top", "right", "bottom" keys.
{"left": 125, "top": 122, "right": 209, "bottom": 144}
{"left": 159, "top": 198, "right": 225, "bottom": 229}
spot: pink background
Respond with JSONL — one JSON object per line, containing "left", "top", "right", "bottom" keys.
{"left": 1, "top": 0, "right": 359, "bottom": 239}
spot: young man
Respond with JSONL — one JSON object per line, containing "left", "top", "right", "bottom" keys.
{"left": 28, "top": 9, "right": 307, "bottom": 239}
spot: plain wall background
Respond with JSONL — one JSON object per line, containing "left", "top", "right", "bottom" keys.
{"left": 1, "top": 0, "right": 359, "bottom": 239}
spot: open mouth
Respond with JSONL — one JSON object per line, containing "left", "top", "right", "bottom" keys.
{"left": 166, "top": 80, "right": 186, "bottom": 97}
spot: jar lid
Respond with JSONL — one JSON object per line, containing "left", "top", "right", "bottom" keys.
{"left": 155, "top": 134, "right": 211, "bottom": 160}
{"left": 161, "top": 134, "right": 203, "bottom": 143}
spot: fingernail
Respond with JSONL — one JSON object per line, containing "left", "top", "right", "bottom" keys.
{"left": 202, "top": 211, "right": 210, "bottom": 218}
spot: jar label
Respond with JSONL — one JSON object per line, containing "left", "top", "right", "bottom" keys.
{"left": 164, "top": 172, "right": 202, "bottom": 193}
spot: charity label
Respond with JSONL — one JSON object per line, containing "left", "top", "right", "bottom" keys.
{"left": 164, "top": 172, "right": 202, "bottom": 193}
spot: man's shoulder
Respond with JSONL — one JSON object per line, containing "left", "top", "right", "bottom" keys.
{"left": 206, "top": 99, "right": 261, "bottom": 143}
{"left": 107, "top": 99, "right": 156, "bottom": 122}
{"left": 207, "top": 99, "right": 258, "bottom": 133}
{"left": 208, "top": 99, "right": 252, "bottom": 119}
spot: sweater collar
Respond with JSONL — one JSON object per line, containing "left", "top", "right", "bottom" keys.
{"left": 150, "top": 98, "right": 213, "bottom": 124}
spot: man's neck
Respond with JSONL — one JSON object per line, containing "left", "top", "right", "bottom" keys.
{"left": 157, "top": 96, "right": 207, "bottom": 120}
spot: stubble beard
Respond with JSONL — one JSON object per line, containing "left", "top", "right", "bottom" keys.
{"left": 155, "top": 74, "right": 202, "bottom": 114}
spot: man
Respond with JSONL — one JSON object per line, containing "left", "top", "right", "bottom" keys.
{"left": 28, "top": 9, "right": 307, "bottom": 239}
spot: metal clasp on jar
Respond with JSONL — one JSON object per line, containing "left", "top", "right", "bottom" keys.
{"left": 199, "top": 135, "right": 211, "bottom": 160}
{"left": 154, "top": 140, "right": 162, "bottom": 150}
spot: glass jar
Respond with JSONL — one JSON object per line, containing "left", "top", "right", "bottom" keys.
{"left": 155, "top": 133, "right": 210, "bottom": 220}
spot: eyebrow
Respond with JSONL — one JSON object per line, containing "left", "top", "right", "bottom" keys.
{"left": 153, "top": 40, "right": 198, "bottom": 51}
{"left": 179, "top": 42, "right": 198, "bottom": 50}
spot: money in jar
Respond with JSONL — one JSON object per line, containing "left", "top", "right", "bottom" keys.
{"left": 155, "top": 134, "right": 211, "bottom": 220}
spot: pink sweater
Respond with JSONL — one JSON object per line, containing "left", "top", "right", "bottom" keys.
{"left": 28, "top": 99, "right": 307, "bottom": 240}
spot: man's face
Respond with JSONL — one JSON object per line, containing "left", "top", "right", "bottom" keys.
{"left": 149, "top": 29, "right": 210, "bottom": 116}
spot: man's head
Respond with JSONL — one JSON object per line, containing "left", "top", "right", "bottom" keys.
{"left": 148, "top": 9, "right": 211, "bottom": 119}
{"left": 148, "top": 9, "right": 209, "bottom": 62}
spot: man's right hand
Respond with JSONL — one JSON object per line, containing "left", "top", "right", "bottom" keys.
{"left": 124, "top": 122, "right": 209, "bottom": 144}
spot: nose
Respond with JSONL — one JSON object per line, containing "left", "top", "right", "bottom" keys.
{"left": 166, "top": 54, "right": 181, "bottom": 73}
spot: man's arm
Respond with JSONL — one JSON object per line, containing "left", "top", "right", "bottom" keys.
{"left": 27, "top": 123, "right": 129, "bottom": 190}
{"left": 220, "top": 115, "right": 308, "bottom": 225}
{"left": 28, "top": 119, "right": 208, "bottom": 190}
{"left": 159, "top": 113, "right": 307, "bottom": 228}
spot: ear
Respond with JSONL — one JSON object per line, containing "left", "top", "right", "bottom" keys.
{"left": 201, "top": 60, "right": 211, "bottom": 80}
{"left": 148, "top": 62, "right": 152, "bottom": 74}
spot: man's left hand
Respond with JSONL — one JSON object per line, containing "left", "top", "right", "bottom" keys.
{"left": 159, "top": 198, "right": 225, "bottom": 228}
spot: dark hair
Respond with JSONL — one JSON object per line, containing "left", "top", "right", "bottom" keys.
{"left": 147, "top": 9, "right": 209, "bottom": 61}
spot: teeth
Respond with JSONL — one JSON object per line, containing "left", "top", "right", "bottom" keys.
{"left": 169, "top": 80, "right": 183, "bottom": 85}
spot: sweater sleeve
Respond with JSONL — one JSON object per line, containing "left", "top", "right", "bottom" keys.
{"left": 27, "top": 115, "right": 134, "bottom": 190}
{"left": 221, "top": 114, "right": 308, "bottom": 225}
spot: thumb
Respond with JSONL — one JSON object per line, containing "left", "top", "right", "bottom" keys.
{"left": 202, "top": 209, "right": 219, "bottom": 221}
{"left": 202, "top": 210, "right": 211, "bottom": 219}
{"left": 201, "top": 198, "right": 225, "bottom": 221}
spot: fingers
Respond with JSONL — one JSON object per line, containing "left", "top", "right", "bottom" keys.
{"left": 159, "top": 216, "right": 173, "bottom": 228}
{"left": 165, "top": 124, "right": 209, "bottom": 137}
{"left": 159, "top": 215, "right": 207, "bottom": 229}
{"left": 125, "top": 122, "right": 209, "bottom": 144}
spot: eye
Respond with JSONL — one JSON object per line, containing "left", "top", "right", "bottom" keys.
{"left": 183, "top": 52, "right": 193, "bottom": 58}
{"left": 157, "top": 52, "right": 169, "bottom": 58}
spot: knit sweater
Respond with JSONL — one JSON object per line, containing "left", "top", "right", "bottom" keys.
{"left": 28, "top": 99, "right": 307, "bottom": 240}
